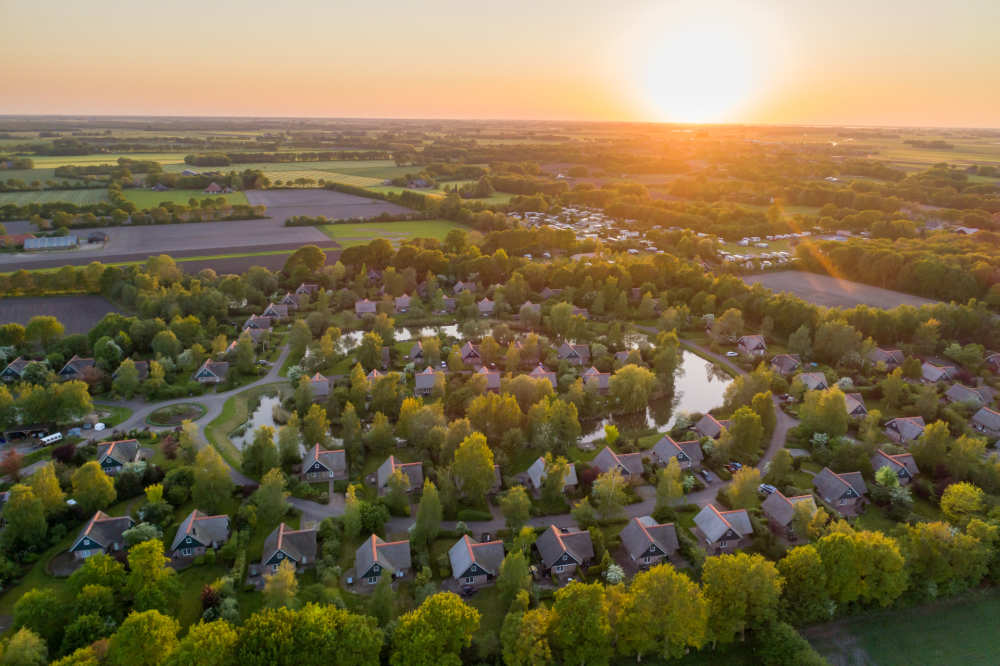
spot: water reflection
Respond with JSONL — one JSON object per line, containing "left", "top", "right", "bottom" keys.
{"left": 339, "top": 323, "right": 466, "bottom": 352}
{"left": 231, "top": 394, "right": 283, "bottom": 451}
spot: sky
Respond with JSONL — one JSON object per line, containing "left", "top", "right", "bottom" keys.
{"left": 2, "top": 0, "right": 998, "bottom": 127}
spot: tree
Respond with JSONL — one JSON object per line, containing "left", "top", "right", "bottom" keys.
{"left": 751, "top": 391, "right": 776, "bottom": 437}
{"left": 702, "top": 553, "right": 782, "bottom": 644}
{"left": 777, "top": 545, "right": 831, "bottom": 624}
{"left": 126, "top": 539, "right": 176, "bottom": 613}
{"left": 151, "top": 329, "right": 182, "bottom": 359}
{"left": 288, "top": 319, "right": 312, "bottom": 357}
{"left": 501, "top": 593, "right": 554, "bottom": 666}
{"left": 880, "top": 368, "right": 907, "bottom": 409}
{"left": 813, "top": 321, "right": 861, "bottom": 365}
{"left": 618, "top": 563, "right": 708, "bottom": 661}
{"left": 591, "top": 468, "right": 627, "bottom": 521}
{"left": 145, "top": 359, "right": 166, "bottom": 395}
{"left": 108, "top": 610, "right": 179, "bottom": 666}
{"left": 570, "top": 497, "right": 598, "bottom": 528}
{"left": 113, "top": 358, "right": 140, "bottom": 398}
{"left": 412, "top": 480, "right": 442, "bottom": 549}
{"left": 911, "top": 419, "right": 951, "bottom": 472}
{"left": 726, "top": 467, "right": 762, "bottom": 509}
{"left": 765, "top": 449, "right": 794, "bottom": 488}
{"left": 263, "top": 560, "right": 298, "bottom": 609}
{"left": 722, "top": 406, "right": 765, "bottom": 462}
{"left": 253, "top": 468, "right": 288, "bottom": 528}
{"left": 496, "top": 550, "right": 532, "bottom": 608}
{"left": 302, "top": 403, "right": 330, "bottom": 448}
{"left": 166, "top": 620, "right": 238, "bottom": 666}
{"left": 655, "top": 458, "right": 685, "bottom": 515}
{"left": 390, "top": 592, "right": 480, "bottom": 666}
{"left": 799, "top": 388, "right": 848, "bottom": 438}
{"left": 385, "top": 469, "right": 411, "bottom": 515}
{"left": 29, "top": 462, "right": 65, "bottom": 517}
{"left": 1, "top": 628, "right": 47, "bottom": 666}
{"left": 242, "top": 426, "right": 279, "bottom": 478}
{"left": 71, "top": 462, "right": 117, "bottom": 515}
{"left": 68, "top": 553, "right": 126, "bottom": 595}
{"left": 293, "top": 375, "right": 314, "bottom": 414}
{"left": 814, "top": 529, "right": 907, "bottom": 607}
{"left": 342, "top": 485, "right": 362, "bottom": 538}
{"left": 787, "top": 325, "right": 812, "bottom": 359}
{"left": 608, "top": 365, "right": 657, "bottom": 414}
{"left": 277, "top": 412, "right": 302, "bottom": 472}
{"left": 550, "top": 582, "right": 612, "bottom": 666}
{"left": 192, "top": 446, "right": 234, "bottom": 514}
{"left": 451, "top": 432, "right": 494, "bottom": 501}
{"left": 941, "top": 482, "right": 984, "bottom": 528}
{"left": 25, "top": 315, "right": 64, "bottom": 348}
{"left": 499, "top": 485, "right": 531, "bottom": 531}
{"left": 711, "top": 308, "right": 743, "bottom": 343}
{"left": 13, "top": 588, "right": 63, "bottom": 648}
{"left": 903, "top": 521, "right": 989, "bottom": 596}
{"left": 357, "top": 332, "right": 383, "bottom": 371}
{"left": 369, "top": 573, "right": 396, "bottom": 625}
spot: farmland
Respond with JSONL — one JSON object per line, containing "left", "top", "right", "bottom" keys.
{"left": 244, "top": 188, "right": 412, "bottom": 224}
{"left": 0, "top": 189, "right": 108, "bottom": 205}
{"left": 0, "top": 295, "right": 119, "bottom": 333}
{"left": 122, "top": 188, "right": 249, "bottom": 208}
{"left": 743, "top": 270, "right": 939, "bottom": 309}
{"left": 318, "top": 219, "right": 472, "bottom": 247}
{"left": 26, "top": 153, "right": 188, "bottom": 169}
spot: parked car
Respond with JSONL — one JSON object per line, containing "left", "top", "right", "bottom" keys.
{"left": 725, "top": 351, "right": 739, "bottom": 357}
{"left": 724, "top": 462, "right": 743, "bottom": 472}
{"left": 759, "top": 483, "right": 777, "bottom": 495}
{"left": 700, "top": 469, "right": 713, "bottom": 482}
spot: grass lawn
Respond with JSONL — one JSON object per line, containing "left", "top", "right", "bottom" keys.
{"left": 467, "top": 585, "right": 507, "bottom": 646}
{"left": 175, "top": 563, "right": 230, "bottom": 629}
{"left": 99, "top": 404, "right": 133, "bottom": 427}
{"left": 123, "top": 189, "right": 249, "bottom": 208}
{"left": 807, "top": 589, "right": 1000, "bottom": 665}
{"left": 318, "top": 219, "right": 473, "bottom": 247}
{"left": 852, "top": 504, "right": 900, "bottom": 534}
{"left": 0, "top": 189, "right": 108, "bottom": 205}
{"left": 204, "top": 382, "right": 288, "bottom": 469}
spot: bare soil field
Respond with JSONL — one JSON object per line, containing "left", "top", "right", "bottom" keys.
{"left": 743, "top": 270, "right": 939, "bottom": 309}
{"left": 0, "top": 295, "right": 119, "bottom": 333}
{"left": 245, "top": 189, "right": 412, "bottom": 223}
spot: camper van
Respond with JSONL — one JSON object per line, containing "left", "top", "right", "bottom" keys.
{"left": 40, "top": 432, "right": 63, "bottom": 446}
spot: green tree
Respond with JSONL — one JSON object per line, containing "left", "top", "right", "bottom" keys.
{"left": 242, "top": 426, "right": 279, "bottom": 478}
{"left": 655, "top": 458, "right": 685, "bottom": 515}
{"left": 722, "top": 406, "right": 765, "bottom": 462}
{"left": 911, "top": 420, "right": 951, "bottom": 472}
{"left": 302, "top": 403, "right": 330, "bottom": 448}
{"left": 608, "top": 365, "right": 657, "bottom": 414}
{"left": 390, "top": 592, "right": 480, "bottom": 666}
{"left": 799, "top": 388, "right": 848, "bottom": 438}
{"left": 497, "top": 550, "right": 532, "bottom": 607}
{"left": 702, "top": 553, "right": 782, "bottom": 644}
{"left": 165, "top": 620, "right": 238, "bottom": 666}
{"left": 751, "top": 391, "right": 776, "bottom": 437}
{"left": 192, "top": 446, "right": 234, "bottom": 514}
{"left": 108, "top": 610, "right": 179, "bottom": 666}
{"left": 68, "top": 553, "right": 126, "bottom": 595}
{"left": 451, "top": 432, "right": 495, "bottom": 501}
{"left": 385, "top": 469, "right": 411, "bottom": 515}
{"left": 499, "top": 485, "right": 531, "bottom": 531}
{"left": 814, "top": 529, "right": 907, "bottom": 607}
{"left": 726, "top": 467, "right": 762, "bottom": 509}
{"left": 1, "top": 628, "right": 47, "bottom": 666}
{"left": 151, "top": 329, "right": 182, "bottom": 359}
{"left": 501, "top": 592, "right": 554, "bottom": 666}
{"left": 940, "top": 482, "right": 984, "bottom": 528}
{"left": 126, "top": 539, "right": 176, "bottom": 613}
{"left": 551, "top": 582, "right": 612, "bottom": 666}
{"left": 813, "top": 321, "right": 861, "bottom": 365}
{"left": 112, "top": 358, "right": 141, "bottom": 398}
{"left": 787, "top": 324, "right": 812, "bottom": 359}
{"left": 765, "top": 449, "right": 794, "bottom": 488}
{"left": 879, "top": 368, "right": 907, "bottom": 409}
{"left": 370, "top": 572, "right": 396, "bottom": 625}
{"left": 288, "top": 319, "right": 312, "bottom": 357}
{"left": 253, "top": 468, "right": 289, "bottom": 528}
{"left": 777, "top": 544, "right": 831, "bottom": 624}
{"left": 263, "top": 559, "right": 299, "bottom": 609}
{"left": 25, "top": 315, "right": 64, "bottom": 348}
{"left": 13, "top": 588, "right": 63, "bottom": 648}
{"left": 618, "top": 563, "right": 708, "bottom": 661}
{"left": 71, "top": 462, "right": 117, "bottom": 515}
{"left": 28, "top": 463, "right": 64, "bottom": 517}
{"left": 357, "top": 332, "right": 383, "bottom": 371}
{"left": 277, "top": 412, "right": 302, "bottom": 472}
{"left": 412, "top": 480, "right": 442, "bottom": 549}
{"left": 591, "top": 468, "right": 627, "bottom": 521}
{"left": 903, "top": 521, "right": 989, "bottom": 596}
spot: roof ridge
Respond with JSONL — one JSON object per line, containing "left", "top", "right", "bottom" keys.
{"left": 708, "top": 504, "right": 733, "bottom": 529}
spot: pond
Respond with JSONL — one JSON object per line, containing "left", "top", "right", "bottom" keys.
{"left": 231, "top": 394, "right": 283, "bottom": 451}
{"left": 338, "top": 323, "right": 469, "bottom": 352}
{"left": 579, "top": 350, "right": 733, "bottom": 444}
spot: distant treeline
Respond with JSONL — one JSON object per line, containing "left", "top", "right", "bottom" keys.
{"left": 285, "top": 211, "right": 430, "bottom": 227}
{"left": 904, "top": 139, "right": 955, "bottom": 150}
{"left": 54, "top": 158, "right": 163, "bottom": 178}
{"left": 183, "top": 150, "right": 392, "bottom": 166}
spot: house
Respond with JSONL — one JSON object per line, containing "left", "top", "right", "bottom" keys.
{"left": 736, "top": 335, "right": 767, "bottom": 358}
{"left": 868, "top": 348, "right": 905, "bottom": 369}
{"left": 525, "top": 456, "right": 578, "bottom": 492}
{"left": 519, "top": 301, "right": 541, "bottom": 317}
{"left": 414, "top": 367, "right": 442, "bottom": 397}
{"left": 476, "top": 367, "right": 501, "bottom": 392}
{"left": 557, "top": 342, "right": 590, "bottom": 366}
{"left": 355, "top": 534, "right": 412, "bottom": 584}
{"left": 0, "top": 233, "right": 36, "bottom": 248}
{"left": 170, "top": 510, "right": 229, "bottom": 559}
{"left": 921, "top": 362, "right": 955, "bottom": 384}
{"left": 971, "top": 407, "right": 1000, "bottom": 439}
{"left": 408, "top": 341, "right": 424, "bottom": 362}
{"left": 194, "top": 359, "right": 229, "bottom": 384}
{"left": 813, "top": 467, "right": 867, "bottom": 513}
{"left": 693, "top": 505, "right": 753, "bottom": 552}
{"left": 986, "top": 352, "right": 1000, "bottom": 373}
{"left": 614, "top": 350, "right": 641, "bottom": 366}
{"left": 449, "top": 535, "right": 505, "bottom": 587}
{"left": 884, "top": 416, "right": 926, "bottom": 444}
{"left": 620, "top": 516, "right": 678, "bottom": 568}
{"left": 302, "top": 444, "right": 347, "bottom": 482}
{"left": 651, "top": 434, "right": 703, "bottom": 469}
{"left": 529, "top": 364, "right": 557, "bottom": 388}
{"left": 694, "top": 414, "right": 728, "bottom": 440}
{"left": 540, "top": 287, "right": 563, "bottom": 300}
{"left": 582, "top": 366, "right": 610, "bottom": 394}
{"left": 844, "top": 393, "right": 868, "bottom": 418}
{"left": 354, "top": 299, "right": 377, "bottom": 316}
{"left": 395, "top": 294, "right": 412, "bottom": 313}
{"left": 944, "top": 383, "right": 992, "bottom": 407}
{"left": 204, "top": 182, "right": 223, "bottom": 194}
{"left": 308, "top": 373, "right": 331, "bottom": 400}
{"left": 871, "top": 450, "right": 919, "bottom": 485}
{"left": 797, "top": 372, "right": 829, "bottom": 392}
{"left": 770, "top": 354, "right": 802, "bottom": 376}
{"left": 243, "top": 315, "right": 272, "bottom": 331}
{"left": 453, "top": 281, "right": 474, "bottom": 294}
{"left": 96, "top": 439, "right": 142, "bottom": 475}
{"left": 113, "top": 360, "right": 149, "bottom": 382}
{"left": 261, "top": 523, "right": 318, "bottom": 573}
{"left": 59, "top": 355, "right": 95, "bottom": 381}
{"left": 70, "top": 512, "right": 134, "bottom": 559}
{"left": 571, "top": 306, "right": 589, "bottom": 319}
{"left": 241, "top": 326, "right": 268, "bottom": 345}
{"left": 761, "top": 491, "right": 817, "bottom": 531}
{"left": 376, "top": 456, "right": 423, "bottom": 494}
{"left": 535, "top": 525, "right": 594, "bottom": 576}
{"left": 477, "top": 297, "right": 495, "bottom": 317}
{"left": 1, "top": 357, "right": 30, "bottom": 381}
{"left": 261, "top": 303, "right": 289, "bottom": 320}
{"left": 295, "top": 282, "right": 320, "bottom": 296}
{"left": 278, "top": 292, "right": 299, "bottom": 309}
{"left": 460, "top": 342, "right": 481, "bottom": 365}
{"left": 441, "top": 297, "right": 457, "bottom": 313}
{"left": 591, "top": 446, "right": 645, "bottom": 481}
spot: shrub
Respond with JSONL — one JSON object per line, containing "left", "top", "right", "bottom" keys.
{"left": 456, "top": 509, "right": 492, "bottom": 522}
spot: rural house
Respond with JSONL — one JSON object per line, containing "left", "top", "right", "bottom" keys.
{"left": 770, "top": 354, "right": 802, "bottom": 376}
{"left": 797, "top": 372, "right": 829, "bottom": 392}
{"left": 96, "top": 439, "right": 142, "bottom": 475}
{"left": 582, "top": 366, "right": 610, "bottom": 394}
{"left": 414, "top": 367, "right": 442, "bottom": 397}
{"left": 591, "top": 446, "right": 645, "bottom": 481}
{"left": 986, "top": 352, "right": 1000, "bottom": 373}
{"left": 884, "top": 416, "right": 926, "bottom": 444}
{"left": 525, "top": 456, "right": 578, "bottom": 492}
{"left": 376, "top": 456, "right": 423, "bottom": 494}
{"left": 529, "top": 364, "right": 558, "bottom": 388}
{"left": 1, "top": 357, "right": 30, "bottom": 381}
{"left": 71, "top": 512, "right": 134, "bottom": 559}
{"left": 278, "top": 292, "right": 299, "bottom": 309}
{"left": 871, "top": 450, "right": 919, "bottom": 485}
{"left": 308, "top": 373, "right": 331, "bottom": 401}
{"left": 651, "top": 434, "right": 703, "bottom": 469}
{"left": 460, "top": 342, "right": 481, "bottom": 365}
{"left": 921, "top": 362, "right": 955, "bottom": 384}
{"left": 620, "top": 516, "right": 678, "bottom": 568}
{"left": 395, "top": 294, "right": 412, "bottom": 312}
{"left": 477, "top": 297, "right": 495, "bottom": 317}
{"left": 449, "top": 535, "right": 505, "bottom": 588}
{"left": 113, "top": 360, "right": 149, "bottom": 382}
{"left": 557, "top": 342, "right": 590, "bottom": 366}
{"left": 693, "top": 505, "right": 753, "bottom": 552}
{"left": 813, "top": 467, "right": 867, "bottom": 514}
{"left": 354, "top": 299, "right": 377, "bottom": 316}
{"left": 536, "top": 525, "right": 594, "bottom": 577}
{"left": 355, "top": 534, "right": 412, "bottom": 584}
{"left": 540, "top": 287, "right": 563, "bottom": 300}
{"left": 868, "top": 348, "right": 905, "bottom": 369}
{"left": 366, "top": 368, "right": 385, "bottom": 384}
{"left": 844, "top": 393, "right": 868, "bottom": 418}
{"left": 243, "top": 315, "right": 272, "bottom": 330}
{"left": 408, "top": 341, "right": 424, "bottom": 362}
{"left": 194, "top": 359, "right": 229, "bottom": 384}
{"left": 261, "top": 523, "right": 317, "bottom": 574}
{"left": 476, "top": 367, "right": 501, "bottom": 392}
{"left": 204, "top": 182, "right": 223, "bottom": 193}
{"left": 261, "top": 303, "right": 289, "bottom": 320}
{"left": 971, "top": 407, "right": 1000, "bottom": 440}
{"left": 170, "top": 510, "right": 229, "bottom": 559}
{"left": 453, "top": 280, "right": 474, "bottom": 294}
{"left": 295, "top": 282, "right": 320, "bottom": 296}
{"left": 944, "top": 383, "right": 993, "bottom": 407}
{"left": 302, "top": 444, "right": 347, "bottom": 482}
{"left": 736, "top": 335, "right": 767, "bottom": 358}
{"left": 519, "top": 301, "right": 541, "bottom": 317}
{"left": 694, "top": 414, "right": 728, "bottom": 440}
{"left": 761, "top": 491, "right": 817, "bottom": 534}
{"left": 59, "top": 355, "right": 95, "bottom": 381}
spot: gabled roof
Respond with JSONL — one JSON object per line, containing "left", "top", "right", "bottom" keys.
{"left": 194, "top": 359, "right": 229, "bottom": 380}
{"left": 885, "top": 416, "right": 926, "bottom": 441}
{"left": 354, "top": 298, "right": 377, "bottom": 314}
{"left": 944, "top": 383, "right": 989, "bottom": 405}
{"left": 113, "top": 359, "right": 148, "bottom": 381}
{"left": 243, "top": 314, "right": 272, "bottom": 329}
{"left": 620, "top": 516, "right": 679, "bottom": 559}
{"left": 279, "top": 291, "right": 299, "bottom": 306}
{"left": 170, "top": 510, "right": 229, "bottom": 551}
{"left": 60, "top": 355, "right": 95, "bottom": 377}
{"left": 770, "top": 354, "right": 802, "bottom": 374}
{"left": 96, "top": 439, "right": 141, "bottom": 467}
{"left": 308, "top": 373, "right": 331, "bottom": 397}
{"left": 355, "top": 534, "right": 411, "bottom": 577}
{"left": 395, "top": 294, "right": 412, "bottom": 308}
{"left": 477, "top": 297, "right": 495, "bottom": 313}
{"left": 261, "top": 523, "right": 317, "bottom": 565}
{"left": 972, "top": 407, "right": 1000, "bottom": 432}
{"left": 651, "top": 435, "right": 703, "bottom": 466}
{"left": 813, "top": 467, "right": 868, "bottom": 500}
{"left": 536, "top": 525, "right": 594, "bottom": 569}
{"left": 460, "top": 341, "right": 480, "bottom": 360}
{"left": 295, "top": 282, "right": 320, "bottom": 295}
{"left": 592, "top": 446, "right": 644, "bottom": 477}
{"left": 694, "top": 505, "right": 753, "bottom": 543}
{"left": 414, "top": 366, "right": 442, "bottom": 391}
{"left": 797, "top": 372, "right": 829, "bottom": 391}
{"left": 376, "top": 456, "right": 423, "bottom": 489}
{"left": 921, "top": 362, "right": 954, "bottom": 383}
{"left": 529, "top": 365, "right": 557, "bottom": 388}
{"left": 1, "top": 356, "right": 30, "bottom": 377}
{"left": 262, "top": 302, "right": 289, "bottom": 318}
{"left": 694, "top": 413, "right": 726, "bottom": 439}
{"left": 844, "top": 393, "right": 867, "bottom": 416}
{"left": 476, "top": 366, "right": 501, "bottom": 391}
{"left": 304, "top": 444, "right": 346, "bottom": 477}
{"left": 761, "top": 491, "right": 816, "bottom": 527}
{"left": 871, "top": 449, "right": 919, "bottom": 479}
{"left": 557, "top": 341, "right": 590, "bottom": 363}
{"left": 737, "top": 335, "right": 767, "bottom": 351}
{"left": 448, "top": 535, "right": 505, "bottom": 579}
{"left": 868, "top": 348, "right": 904, "bottom": 366}
{"left": 408, "top": 340, "right": 424, "bottom": 359}
{"left": 71, "top": 511, "right": 134, "bottom": 551}
{"left": 526, "top": 456, "right": 578, "bottom": 490}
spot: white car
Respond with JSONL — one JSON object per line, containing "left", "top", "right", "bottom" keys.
{"left": 725, "top": 351, "right": 739, "bottom": 357}
{"left": 94, "top": 423, "right": 106, "bottom": 431}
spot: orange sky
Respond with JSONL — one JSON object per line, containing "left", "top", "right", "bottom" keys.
{"left": 2, "top": 0, "right": 998, "bottom": 127}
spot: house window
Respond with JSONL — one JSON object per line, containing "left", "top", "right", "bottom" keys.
{"left": 641, "top": 556, "right": 651, "bottom": 564}
{"left": 464, "top": 576, "right": 475, "bottom": 584}
{"left": 181, "top": 547, "right": 192, "bottom": 557}
{"left": 554, "top": 565, "right": 565, "bottom": 573}
{"left": 367, "top": 576, "right": 378, "bottom": 584}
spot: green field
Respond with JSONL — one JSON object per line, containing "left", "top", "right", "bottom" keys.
{"left": 26, "top": 153, "right": 189, "bottom": 169}
{"left": 123, "top": 188, "right": 249, "bottom": 208}
{"left": 318, "top": 219, "right": 473, "bottom": 247}
{"left": 1, "top": 167, "right": 91, "bottom": 185}
{"left": 0, "top": 189, "right": 108, "bottom": 205}
{"left": 807, "top": 590, "right": 1000, "bottom": 665}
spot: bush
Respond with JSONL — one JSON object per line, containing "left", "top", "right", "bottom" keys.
{"left": 204, "top": 549, "right": 217, "bottom": 565}
{"left": 456, "top": 509, "right": 492, "bottom": 522}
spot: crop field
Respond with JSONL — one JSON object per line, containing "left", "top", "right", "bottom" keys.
{"left": 806, "top": 590, "right": 1000, "bottom": 665}
{"left": 123, "top": 188, "right": 249, "bottom": 208}
{"left": 0, "top": 189, "right": 108, "bottom": 205}
{"left": 26, "top": 153, "right": 188, "bottom": 169}
{"left": 743, "top": 270, "right": 938, "bottom": 309}
{"left": 318, "top": 219, "right": 472, "bottom": 247}
{"left": 1, "top": 167, "right": 91, "bottom": 185}
{"left": 245, "top": 189, "right": 412, "bottom": 224}
{"left": 0, "top": 295, "right": 119, "bottom": 333}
